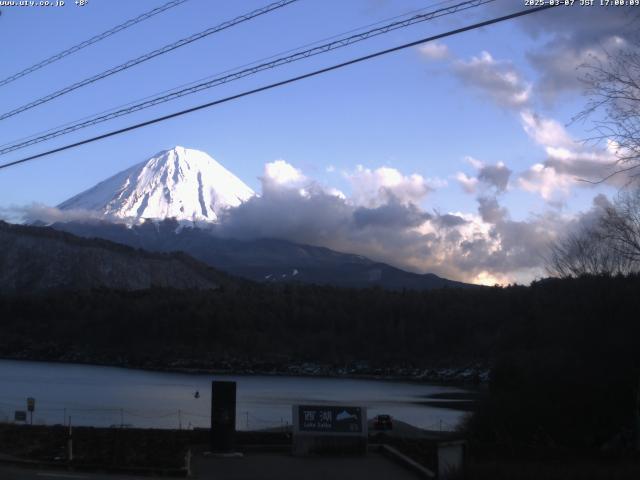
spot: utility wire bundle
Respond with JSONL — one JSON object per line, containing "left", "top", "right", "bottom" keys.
{"left": 0, "top": 0, "right": 493, "bottom": 155}
{"left": 0, "top": 1, "right": 556, "bottom": 170}
{"left": 0, "top": 0, "right": 190, "bottom": 87}
{"left": 0, "top": 0, "right": 300, "bottom": 121}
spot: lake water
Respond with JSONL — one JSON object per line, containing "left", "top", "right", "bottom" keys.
{"left": 0, "top": 360, "right": 468, "bottom": 431}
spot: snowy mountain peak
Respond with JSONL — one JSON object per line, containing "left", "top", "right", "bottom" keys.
{"left": 59, "top": 147, "right": 255, "bottom": 222}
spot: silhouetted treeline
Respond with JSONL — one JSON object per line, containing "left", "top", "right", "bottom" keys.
{"left": 1, "top": 275, "right": 639, "bottom": 448}
{"left": 0, "top": 276, "right": 638, "bottom": 367}
{"left": 0, "top": 282, "right": 505, "bottom": 366}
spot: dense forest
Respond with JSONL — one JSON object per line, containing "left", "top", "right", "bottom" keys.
{"left": 1, "top": 274, "right": 639, "bottom": 449}
{"left": 1, "top": 275, "right": 637, "bottom": 367}
{"left": 0, "top": 281, "right": 499, "bottom": 367}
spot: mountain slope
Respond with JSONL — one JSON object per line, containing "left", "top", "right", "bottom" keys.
{"left": 51, "top": 146, "right": 470, "bottom": 290}
{"left": 52, "top": 220, "right": 471, "bottom": 290}
{"left": 0, "top": 221, "right": 230, "bottom": 293}
{"left": 58, "top": 146, "right": 254, "bottom": 222}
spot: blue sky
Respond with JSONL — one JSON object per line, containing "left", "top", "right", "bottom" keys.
{"left": 0, "top": 0, "right": 635, "bottom": 283}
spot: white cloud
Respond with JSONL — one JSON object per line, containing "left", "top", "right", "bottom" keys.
{"left": 517, "top": 110, "right": 623, "bottom": 199}
{"left": 456, "top": 172, "right": 478, "bottom": 194}
{"left": 465, "top": 156, "right": 484, "bottom": 170}
{"left": 263, "top": 159, "right": 306, "bottom": 187}
{"left": 15, "top": 159, "right": 609, "bottom": 286}
{"left": 6, "top": 203, "right": 117, "bottom": 224}
{"left": 346, "top": 165, "right": 433, "bottom": 207}
{"left": 327, "top": 187, "right": 346, "bottom": 200}
{"left": 518, "top": 163, "right": 573, "bottom": 201}
{"left": 418, "top": 41, "right": 449, "bottom": 60}
{"left": 213, "top": 160, "right": 607, "bottom": 285}
{"left": 520, "top": 110, "right": 573, "bottom": 149}
{"left": 453, "top": 51, "right": 531, "bottom": 109}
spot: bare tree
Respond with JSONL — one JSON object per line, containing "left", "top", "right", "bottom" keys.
{"left": 575, "top": 35, "right": 640, "bottom": 181}
{"left": 547, "top": 189, "right": 640, "bottom": 278}
{"left": 547, "top": 225, "right": 634, "bottom": 278}
{"left": 600, "top": 188, "right": 640, "bottom": 262}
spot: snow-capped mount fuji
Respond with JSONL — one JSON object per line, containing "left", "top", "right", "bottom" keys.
{"left": 58, "top": 147, "right": 255, "bottom": 222}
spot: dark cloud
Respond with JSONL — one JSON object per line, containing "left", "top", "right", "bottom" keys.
{"left": 213, "top": 178, "right": 583, "bottom": 284}
{"left": 510, "top": 5, "right": 636, "bottom": 45}
{"left": 11, "top": 160, "right": 612, "bottom": 285}
{"left": 435, "top": 213, "right": 468, "bottom": 228}
{"left": 466, "top": 194, "right": 614, "bottom": 277}
{"left": 490, "top": 3, "right": 639, "bottom": 100}
{"left": 543, "top": 146, "right": 625, "bottom": 183}
{"left": 478, "top": 163, "right": 512, "bottom": 192}
{"left": 488, "top": 216, "right": 554, "bottom": 271}
{"left": 216, "top": 185, "right": 352, "bottom": 246}
{"left": 215, "top": 161, "right": 616, "bottom": 284}
{"left": 353, "top": 202, "right": 431, "bottom": 229}
{"left": 477, "top": 195, "right": 507, "bottom": 224}
{"left": 456, "top": 160, "right": 512, "bottom": 197}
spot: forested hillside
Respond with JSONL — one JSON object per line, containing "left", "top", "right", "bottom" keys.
{"left": 0, "top": 221, "right": 233, "bottom": 292}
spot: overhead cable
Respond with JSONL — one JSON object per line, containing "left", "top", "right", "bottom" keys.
{"left": 0, "top": 0, "right": 191, "bottom": 87}
{"left": 0, "top": 0, "right": 300, "bottom": 121}
{"left": 0, "top": 0, "right": 493, "bottom": 155}
{"left": 0, "top": 3, "right": 555, "bottom": 171}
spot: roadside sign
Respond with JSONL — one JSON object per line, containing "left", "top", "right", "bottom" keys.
{"left": 292, "top": 405, "right": 367, "bottom": 456}
{"left": 27, "top": 397, "right": 35, "bottom": 412}
{"left": 14, "top": 411, "right": 27, "bottom": 422}
{"left": 297, "top": 405, "right": 364, "bottom": 433}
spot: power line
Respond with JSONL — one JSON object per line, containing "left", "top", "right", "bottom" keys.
{"left": 0, "top": 0, "right": 190, "bottom": 88}
{"left": 0, "top": 0, "right": 463, "bottom": 151}
{"left": 0, "top": 0, "right": 299, "bottom": 122}
{"left": 0, "top": 0, "right": 494, "bottom": 155}
{"left": 0, "top": 4, "right": 556, "bottom": 172}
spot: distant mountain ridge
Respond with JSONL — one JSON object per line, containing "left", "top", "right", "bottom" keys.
{"left": 51, "top": 219, "right": 472, "bottom": 290}
{"left": 49, "top": 146, "right": 471, "bottom": 290}
{"left": 0, "top": 221, "right": 230, "bottom": 293}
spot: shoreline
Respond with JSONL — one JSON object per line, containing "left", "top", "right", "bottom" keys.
{"left": 0, "top": 355, "right": 489, "bottom": 388}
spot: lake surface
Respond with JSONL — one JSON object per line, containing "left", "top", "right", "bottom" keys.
{"left": 0, "top": 359, "right": 468, "bottom": 431}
